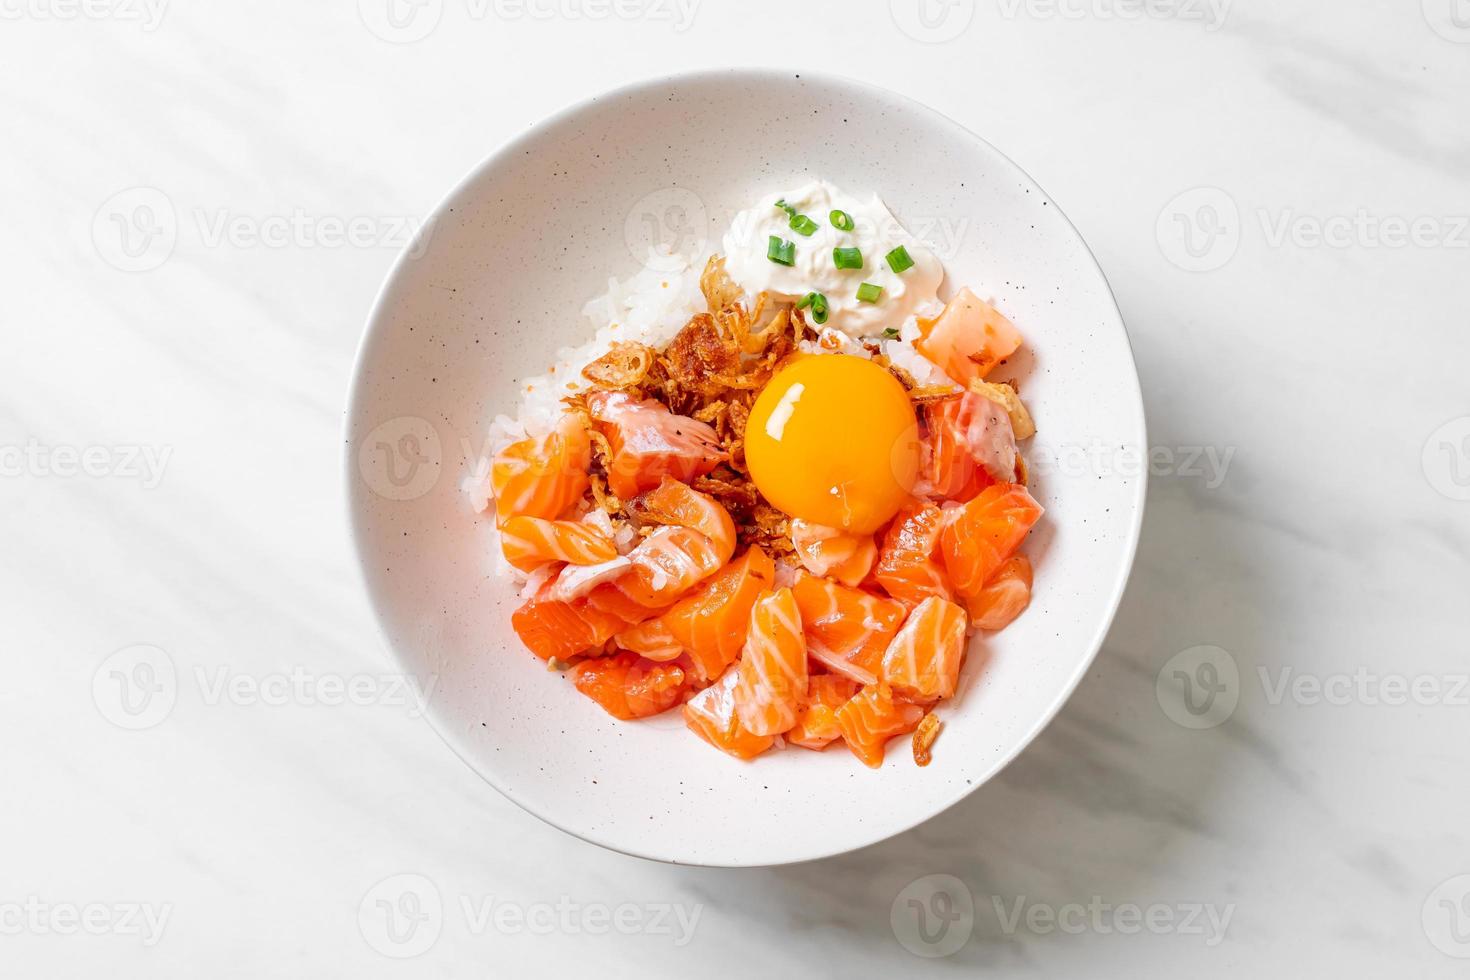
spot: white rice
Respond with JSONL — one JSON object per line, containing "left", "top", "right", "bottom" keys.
{"left": 466, "top": 253, "right": 954, "bottom": 525}
{"left": 464, "top": 249, "right": 706, "bottom": 512}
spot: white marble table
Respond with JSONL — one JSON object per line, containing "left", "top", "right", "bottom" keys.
{"left": 4, "top": 2, "right": 1468, "bottom": 975}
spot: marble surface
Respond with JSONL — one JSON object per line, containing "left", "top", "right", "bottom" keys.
{"left": 3, "top": 2, "right": 1467, "bottom": 975}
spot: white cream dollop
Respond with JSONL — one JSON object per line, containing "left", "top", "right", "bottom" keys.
{"left": 720, "top": 180, "right": 944, "bottom": 338}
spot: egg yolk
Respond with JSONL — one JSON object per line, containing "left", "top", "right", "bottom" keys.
{"left": 745, "top": 354, "right": 920, "bottom": 534}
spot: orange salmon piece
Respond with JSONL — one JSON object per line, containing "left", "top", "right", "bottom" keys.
{"left": 920, "top": 392, "right": 1017, "bottom": 500}
{"left": 874, "top": 501, "right": 954, "bottom": 607}
{"left": 789, "top": 518, "right": 877, "bottom": 588}
{"left": 939, "top": 483, "right": 1043, "bottom": 597}
{"left": 587, "top": 390, "right": 726, "bottom": 499}
{"left": 921, "top": 397, "right": 994, "bottom": 502}
{"left": 880, "top": 595, "right": 969, "bottom": 702}
{"left": 787, "top": 674, "right": 860, "bottom": 750}
{"left": 662, "top": 546, "right": 775, "bottom": 682}
{"left": 615, "top": 525, "right": 727, "bottom": 608}
{"left": 585, "top": 583, "right": 669, "bottom": 626}
{"left": 490, "top": 414, "right": 591, "bottom": 524}
{"left": 790, "top": 572, "right": 907, "bottom": 685}
{"left": 510, "top": 570, "right": 624, "bottom": 661}
{"left": 733, "top": 588, "right": 807, "bottom": 736}
{"left": 965, "top": 555, "right": 1033, "bottom": 631}
{"left": 613, "top": 618, "right": 684, "bottom": 662}
{"left": 498, "top": 516, "right": 618, "bottom": 573}
{"left": 683, "top": 666, "right": 775, "bottom": 761}
{"left": 835, "top": 683, "right": 926, "bottom": 769}
{"left": 635, "top": 478, "right": 736, "bottom": 566}
{"left": 915, "top": 287, "right": 1023, "bottom": 386}
{"left": 571, "top": 652, "right": 687, "bottom": 720}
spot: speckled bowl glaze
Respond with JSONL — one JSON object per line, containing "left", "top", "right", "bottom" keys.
{"left": 345, "top": 69, "right": 1146, "bottom": 867}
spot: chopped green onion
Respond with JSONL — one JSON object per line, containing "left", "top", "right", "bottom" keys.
{"left": 881, "top": 327, "right": 900, "bottom": 339}
{"left": 767, "top": 236, "right": 795, "bottom": 266}
{"left": 830, "top": 209, "right": 854, "bottom": 231}
{"left": 789, "top": 213, "right": 819, "bottom": 237}
{"left": 857, "top": 282, "right": 884, "bottom": 304}
{"left": 774, "top": 199, "right": 797, "bottom": 219}
{"left": 798, "top": 292, "right": 829, "bottom": 325}
{"left": 833, "top": 247, "right": 863, "bottom": 270}
{"left": 885, "top": 245, "right": 915, "bottom": 274}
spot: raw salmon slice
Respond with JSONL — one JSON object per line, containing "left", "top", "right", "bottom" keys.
{"left": 965, "top": 554, "right": 1033, "bottom": 631}
{"left": 915, "top": 287, "right": 1023, "bottom": 385}
{"left": 874, "top": 500, "right": 954, "bottom": 607}
{"left": 787, "top": 674, "right": 860, "bottom": 750}
{"left": 490, "top": 414, "right": 591, "bottom": 524}
{"left": 510, "top": 570, "right": 624, "bottom": 662}
{"left": 613, "top": 618, "right": 684, "bottom": 662}
{"left": 790, "top": 572, "right": 907, "bottom": 685}
{"left": 880, "top": 595, "right": 969, "bottom": 702}
{"left": 920, "top": 396, "right": 993, "bottom": 502}
{"left": 662, "top": 546, "right": 775, "bottom": 683}
{"left": 585, "top": 583, "right": 669, "bottom": 626}
{"left": 683, "top": 666, "right": 775, "bottom": 761}
{"left": 789, "top": 518, "right": 877, "bottom": 588}
{"left": 940, "top": 483, "right": 1043, "bottom": 597}
{"left": 571, "top": 651, "right": 687, "bottom": 720}
{"left": 634, "top": 477, "right": 736, "bottom": 566}
{"left": 587, "top": 390, "right": 726, "bottom": 499}
{"left": 614, "top": 525, "right": 727, "bottom": 608}
{"left": 920, "top": 392, "right": 1017, "bottom": 499}
{"left": 835, "top": 683, "right": 926, "bottom": 769}
{"left": 498, "top": 516, "right": 618, "bottom": 573}
{"left": 733, "top": 588, "right": 807, "bottom": 736}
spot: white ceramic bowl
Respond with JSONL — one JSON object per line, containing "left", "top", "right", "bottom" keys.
{"left": 345, "top": 69, "right": 1146, "bottom": 867}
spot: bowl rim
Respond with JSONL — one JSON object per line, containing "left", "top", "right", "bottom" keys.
{"left": 342, "top": 66, "right": 1149, "bottom": 868}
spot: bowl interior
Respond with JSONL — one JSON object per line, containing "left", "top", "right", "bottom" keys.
{"left": 346, "top": 69, "right": 1145, "bottom": 866}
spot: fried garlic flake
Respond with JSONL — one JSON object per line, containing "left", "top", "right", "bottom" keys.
{"left": 913, "top": 713, "right": 943, "bottom": 767}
